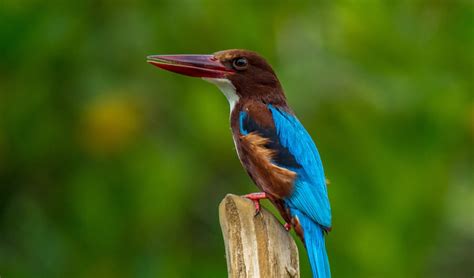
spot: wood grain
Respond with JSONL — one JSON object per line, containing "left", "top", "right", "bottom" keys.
{"left": 219, "top": 194, "right": 299, "bottom": 278}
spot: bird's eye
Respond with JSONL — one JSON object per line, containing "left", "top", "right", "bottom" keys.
{"left": 232, "top": 57, "right": 248, "bottom": 70}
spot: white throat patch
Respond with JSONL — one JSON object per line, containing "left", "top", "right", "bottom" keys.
{"left": 202, "top": 78, "right": 239, "bottom": 111}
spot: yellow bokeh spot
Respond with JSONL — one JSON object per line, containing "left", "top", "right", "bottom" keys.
{"left": 81, "top": 93, "right": 142, "bottom": 155}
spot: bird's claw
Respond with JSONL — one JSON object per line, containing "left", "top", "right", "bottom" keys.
{"left": 242, "top": 192, "right": 268, "bottom": 216}
{"left": 284, "top": 222, "right": 292, "bottom": 231}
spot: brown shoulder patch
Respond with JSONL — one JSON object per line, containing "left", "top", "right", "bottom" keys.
{"left": 239, "top": 100, "right": 275, "bottom": 130}
{"left": 239, "top": 132, "right": 295, "bottom": 198}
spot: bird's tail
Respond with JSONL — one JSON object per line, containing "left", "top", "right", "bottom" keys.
{"left": 292, "top": 209, "right": 330, "bottom": 278}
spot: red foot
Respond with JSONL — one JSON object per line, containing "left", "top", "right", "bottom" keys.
{"left": 284, "top": 222, "right": 292, "bottom": 231}
{"left": 242, "top": 192, "right": 268, "bottom": 215}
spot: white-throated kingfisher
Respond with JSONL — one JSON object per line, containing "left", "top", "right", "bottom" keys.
{"left": 148, "top": 50, "right": 331, "bottom": 278}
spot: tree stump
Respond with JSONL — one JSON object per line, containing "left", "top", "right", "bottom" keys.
{"left": 219, "top": 194, "right": 300, "bottom": 277}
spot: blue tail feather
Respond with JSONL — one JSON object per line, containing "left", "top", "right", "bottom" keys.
{"left": 292, "top": 209, "right": 330, "bottom": 278}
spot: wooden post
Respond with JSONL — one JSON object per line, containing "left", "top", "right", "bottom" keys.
{"left": 219, "top": 194, "right": 300, "bottom": 278}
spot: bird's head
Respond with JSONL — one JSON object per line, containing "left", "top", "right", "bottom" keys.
{"left": 147, "top": 49, "right": 286, "bottom": 107}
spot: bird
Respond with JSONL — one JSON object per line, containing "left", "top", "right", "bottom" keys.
{"left": 147, "top": 49, "right": 331, "bottom": 278}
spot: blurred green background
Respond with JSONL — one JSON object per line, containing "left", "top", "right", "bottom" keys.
{"left": 1, "top": 0, "right": 472, "bottom": 277}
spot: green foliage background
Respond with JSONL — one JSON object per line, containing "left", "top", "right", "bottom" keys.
{"left": 0, "top": 1, "right": 472, "bottom": 277}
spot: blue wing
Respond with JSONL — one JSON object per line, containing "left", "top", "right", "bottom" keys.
{"left": 239, "top": 104, "right": 331, "bottom": 228}
{"left": 268, "top": 105, "right": 331, "bottom": 228}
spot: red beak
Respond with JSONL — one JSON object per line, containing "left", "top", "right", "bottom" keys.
{"left": 147, "top": 54, "right": 234, "bottom": 78}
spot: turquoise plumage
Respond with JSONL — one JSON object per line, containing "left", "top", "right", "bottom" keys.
{"left": 268, "top": 105, "right": 331, "bottom": 228}
{"left": 269, "top": 105, "right": 332, "bottom": 278}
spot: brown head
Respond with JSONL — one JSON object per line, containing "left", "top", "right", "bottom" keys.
{"left": 147, "top": 49, "right": 287, "bottom": 107}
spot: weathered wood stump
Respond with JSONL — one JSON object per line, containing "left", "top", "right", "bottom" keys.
{"left": 219, "top": 194, "right": 300, "bottom": 277}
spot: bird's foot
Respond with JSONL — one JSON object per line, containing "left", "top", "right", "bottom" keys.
{"left": 242, "top": 192, "right": 268, "bottom": 216}
{"left": 284, "top": 222, "right": 292, "bottom": 231}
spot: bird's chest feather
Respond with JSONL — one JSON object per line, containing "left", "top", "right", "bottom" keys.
{"left": 230, "top": 101, "right": 296, "bottom": 200}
